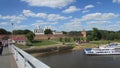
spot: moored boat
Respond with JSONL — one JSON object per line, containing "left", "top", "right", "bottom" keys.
{"left": 84, "top": 43, "right": 120, "bottom": 55}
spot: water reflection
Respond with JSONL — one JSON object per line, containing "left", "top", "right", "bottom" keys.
{"left": 38, "top": 51, "right": 120, "bottom": 68}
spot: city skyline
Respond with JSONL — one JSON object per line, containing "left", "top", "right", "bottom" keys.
{"left": 0, "top": 0, "right": 120, "bottom": 31}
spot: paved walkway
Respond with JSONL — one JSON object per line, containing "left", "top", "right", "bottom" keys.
{"left": 0, "top": 46, "right": 18, "bottom": 68}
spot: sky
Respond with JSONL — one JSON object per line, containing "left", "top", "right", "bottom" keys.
{"left": 0, "top": 0, "right": 120, "bottom": 31}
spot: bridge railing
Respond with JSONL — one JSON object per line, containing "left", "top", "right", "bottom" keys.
{"left": 10, "top": 45, "right": 50, "bottom": 68}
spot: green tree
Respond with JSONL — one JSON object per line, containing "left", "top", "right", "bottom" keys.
{"left": 24, "top": 29, "right": 32, "bottom": 34}
{"left": 13, "top": 29, "right": 32, "bottom": 35}
{"left": 26, "top": 32, "right": 35, "bottom": 42}
{"left": 59, "top": 38, "right": 63, "bottom": 42}
{"left": 0, "top": 28, "right": 8, "bottom": 34}
{"left": 44, "top": 29, "right": 53, "bottom": 34}
{"left": 62, "top": 31, "right": 68, "bottom": 34}
{"left": 92, "top": 28, "right": 102, "bottom": 40}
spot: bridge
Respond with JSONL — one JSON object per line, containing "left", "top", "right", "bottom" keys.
{"left": 0, "top": 45, "right": 50, "bottom": 68}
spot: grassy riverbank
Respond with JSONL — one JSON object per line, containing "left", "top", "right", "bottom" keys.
{"left": 15, "top": 40, "right": 120, "bottom": 57}
{"left": 16, "top": 40, "right": 120, "bottom": 50}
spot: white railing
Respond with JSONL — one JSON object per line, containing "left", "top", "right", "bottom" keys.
{"left": 10, "top": 45, "right": 50, "bottom": 68}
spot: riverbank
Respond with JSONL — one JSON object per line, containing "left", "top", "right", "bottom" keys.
{"left": 16, "top": 40, "right": 119, "bottom": 57}
{"left": 24, "top": 44, "right": 74, "bottom": 57}
{"left": 23, "top": 43, "right": 99, "bottom": 57}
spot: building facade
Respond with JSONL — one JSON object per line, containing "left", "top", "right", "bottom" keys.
{"left": 33, "top": 25, "right": 44, "bottom": 35}
{"left": 33, "top": 25, "right": 63, "bottom": 35}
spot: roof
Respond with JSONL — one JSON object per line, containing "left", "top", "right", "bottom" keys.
{"left": 13, "top": 36, "right": 26, "bottom": 41}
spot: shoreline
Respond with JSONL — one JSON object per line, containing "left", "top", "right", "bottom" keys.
{"left": 27, "top": 45, "right": 87, "bottom": 57}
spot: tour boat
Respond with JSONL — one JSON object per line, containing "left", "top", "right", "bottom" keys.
{"left": 84, "top": 43, "right": 120, "bottom": 55}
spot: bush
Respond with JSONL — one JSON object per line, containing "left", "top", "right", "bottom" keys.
{"left": 26, "top": 42, "right": 32, "bottom": 46}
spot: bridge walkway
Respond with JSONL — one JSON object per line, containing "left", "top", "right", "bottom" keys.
{"left": 0, "top": 46, "right": 18, "bottom": 68}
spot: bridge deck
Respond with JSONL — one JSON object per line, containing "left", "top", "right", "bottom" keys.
{"left": 0, "top": 46, "right": 18, "bottom": 68}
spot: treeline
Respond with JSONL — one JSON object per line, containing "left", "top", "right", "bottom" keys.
{"left": 0, "top": 28, "right": 11, "bottom": 34}
{"left": 87, "top": 28, "right": 120, "bottom": 41}
{"left": 62, "top": 28, "right": 120, "bottom": 41}
{"left": 0, "top": 28, "right": 35, "bottom": 43}
{"left": 0, "top": 28, "right": 32, "bottom": 35}
{"left": 1, "top": 28, "right": 120, "bottom": 41}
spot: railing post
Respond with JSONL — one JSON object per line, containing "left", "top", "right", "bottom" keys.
{"left": 15, "top": 48, "right": 18, "bottom": 61}
{"left": 24, "top": 57, "right": 26, "bottom": 68}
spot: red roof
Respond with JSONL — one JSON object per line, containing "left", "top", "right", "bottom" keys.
{"left": 13, "top": 37, "right": 26, "bottom": 41}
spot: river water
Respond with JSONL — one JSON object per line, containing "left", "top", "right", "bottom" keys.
{"left": 38, "top": 51, "right": 120, "bottom": 68}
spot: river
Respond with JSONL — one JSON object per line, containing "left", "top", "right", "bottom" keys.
{"left": 38, "top": 50, "right": 120, "bottom": 68}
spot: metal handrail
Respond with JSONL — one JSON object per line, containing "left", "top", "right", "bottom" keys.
{"left": 11, "top": 45, "right": 50, "bottom": 68}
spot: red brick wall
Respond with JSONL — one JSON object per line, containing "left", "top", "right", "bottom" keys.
{"left": 34, "top": 34, "right": 77, "bottom": 40}
{"left": 0, "top": 34, "right": 81, "bottom": 40}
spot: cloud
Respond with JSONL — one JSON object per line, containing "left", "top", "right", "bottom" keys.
{"left": 21, "top": 0, "right": 74, "bottom": 8}
{"left": 60, "top": 18, "right": 83, "bottom": 31}
{"left": 84, "top": 4, "right": 94, "bottom": 10}
{"left": 113, "top": 0, "right": 120, "bottom": 3}
{"left": 62, "top": 6, "right": 80, "bottom": 13}
{"left": 82, "top": 4, "right": 94, "bottom": 13}
{"left": 117, "top": 21, "right": 120, "bottom": 24}
{"left": 0, "top": 15, "right": 26, "bottom": 23}
{"left": 87, "top": 21, "right": 111, "bottom": 25}
{"left": 0, "top": 22, "right": 9, "bottom": 26}
{"left": 23, "top": 10, "right": 47, "bottom": 18}
{"left": 23, "top": 9, "right": 68, "bottom": 21}
{"left": 34, "top": 20, "right": 58, "bottom": 25}
{"left": 60, "top": 12, "right": 119, "bottom": 31}
{"left": 47, "top": 14, "right": 67, "bottom": 21}
{"left": 82, "top": 10, "right": 89, "bottom": 13}
{"left": 96, "top": 2, "right": 102, "bottom": 5}
{"left": 14, "top": 25, "right": 30, "bottom": 29}
{"left": 81, "top": 13, "right": 119, "bottom": 21}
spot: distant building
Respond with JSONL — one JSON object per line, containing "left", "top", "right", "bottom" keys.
{"left": 33, "top": 25, "right": 44, "bottom": 35}
{"left": 9, "top": 35, "right": 27, "bottom": 45}
{"left": 81, "top": 29, "right": 86, "bottom": 38}
{"left": 13, "top": 36, "right": 26, "bottom": 45}
{"left": 81, "top": 29, "right": 87, "bottom": 42}
{"left": 0, "top": 35, "right": 26, "bottom": 45}
{"left": 53, "top": 31, "right": 63, "bottom": 35}
{"left": 33, "top": 25, "right": 63, "bottom": 35}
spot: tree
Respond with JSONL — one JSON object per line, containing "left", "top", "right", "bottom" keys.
{"left": 0, "top": 28, "right": 8, "bottom": 34}
{"left": 26, "top": 32, "right": 35, "bottom": 42}
{"left": 44, "top": 29, "right": 53, "bottom": 34}
{"left": 24, "top": 29, "right": 32, "bottom": 34}
{"left": 13, "top": 29, "right": 32, "bottom": 35}
{"left": 62, "top": 31, "right": 68, "bottom": 34}
{"left": 59, "top": 38, "right": 63, "bottom": 42}
{"left": 92, "top": 28, "right": 102, "bottom": 40}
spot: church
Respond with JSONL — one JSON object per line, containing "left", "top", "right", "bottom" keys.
{"left": 33, "top": 25, "right": 63, "bottom": 35}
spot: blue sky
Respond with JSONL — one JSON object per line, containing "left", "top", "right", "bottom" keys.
{"left": 0, "top": 0, "right": 120, "bottom": 31}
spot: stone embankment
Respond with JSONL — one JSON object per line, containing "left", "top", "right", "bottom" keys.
{"left": 25, "top": 45, "right": 73, "bottom": 54}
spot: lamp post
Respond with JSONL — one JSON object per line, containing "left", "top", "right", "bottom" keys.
{"left": 11, "top": 23, "right": 14, "bottom": 44}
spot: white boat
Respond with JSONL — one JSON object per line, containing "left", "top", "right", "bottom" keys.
{"left": 84, "top": 43, "right": 120, "bottom": 55}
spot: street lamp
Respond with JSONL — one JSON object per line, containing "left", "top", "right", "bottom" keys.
{"left": 11, "top": 23, "right": 14, "bottom": 44}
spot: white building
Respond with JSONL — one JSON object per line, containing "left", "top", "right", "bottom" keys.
{"left": 33, "top": 25, "right": 63, "bottom": 35}
{"left": 33, "top": 25, "right": 44, "bottom": 35}
{"left": 53, "top": 31, "right": 63, "bottom": 35}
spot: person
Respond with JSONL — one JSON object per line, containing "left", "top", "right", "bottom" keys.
{"left": 0, "top": 41, "right": 3, "bottom": 55}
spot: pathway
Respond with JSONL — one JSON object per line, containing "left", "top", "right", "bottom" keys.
{"left": 0, "top": 46, "right": 18, "bottom": 68}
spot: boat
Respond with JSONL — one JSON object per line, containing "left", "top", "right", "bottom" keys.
{"left": 84, "top": 43, "right": 120, "bottom": 55}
